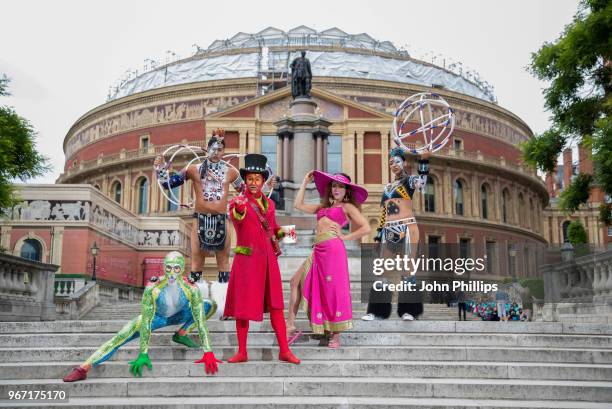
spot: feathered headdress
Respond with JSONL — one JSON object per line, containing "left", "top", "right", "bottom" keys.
{"left": 208, "top": 128, "right": 225, "bottom": 148}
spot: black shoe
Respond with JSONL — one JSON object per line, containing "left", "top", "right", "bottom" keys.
{"left": 218, "top": 271, "right": 230, "bottom": 283}
{"left": 190, "top": 271, "right": 202, "bottom": 283}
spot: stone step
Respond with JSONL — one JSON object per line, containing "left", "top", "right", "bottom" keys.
{"left": 81, "top": 313, "right": 476, "bottom": 322}
{"left": 2, "top": 345, "right": 609, "bottom": 365}
{"left": 0, "top": 377, "right": 610, "bottom": 402}
{"left": 3, "top": 360, "right": 612, "bottom": 382}
{"left": 3, "top": 320, "right": 606, "bottom": 335}
{"left": 2, "top": 396, "right": 611, "bottom": 409}
{"left": 2, "top": 331, "right": 611, "bottom": 348}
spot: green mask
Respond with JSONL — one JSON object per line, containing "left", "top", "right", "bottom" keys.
{"left": 163, "top": 251, "right": 185, "bottom": 283}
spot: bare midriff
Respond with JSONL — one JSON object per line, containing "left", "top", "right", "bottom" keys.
{"left": 316, "top": 216, "right": 342, "bottom": 236}
{"left": 384, "top": 198, "right": 415, "bottom": 222}
{"left": 187, "top": 166, "right": 229, "bottom": 215}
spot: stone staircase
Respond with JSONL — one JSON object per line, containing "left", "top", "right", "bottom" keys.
{"left": 0, "top": 319, "right": 611, "bottom": 408}
{"left": 82, "top": 300, "right": 479, "bottom": 321}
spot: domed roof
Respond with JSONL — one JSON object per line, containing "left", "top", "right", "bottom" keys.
{"left": 109, "top": 26, "right": 496, "bottom": 103}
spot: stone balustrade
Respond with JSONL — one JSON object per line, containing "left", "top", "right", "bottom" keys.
{"left": 540, "top": 246, "right": 612, "bottom": 323}
{"left": 54, "top": 277, "right": 86, "bottom": 297}
{"left": 55, "top": 281, "right": 98, "bottom": 320}
{"left": 98, "top": 280, "right": 144, "bottom": 303}
{"left": 0, "top": 253, "right": 58, "bottom": 321}
{"left": 59, "top": 140, "right": 209, "bottom": 182}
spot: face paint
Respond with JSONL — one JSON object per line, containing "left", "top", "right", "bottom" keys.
{"left": 208, "top": 142, "right": 224, "bottom": 162}
{"left": 331, "top": 181, "right": 347, "bottom": 201}
{"left": 163, "top": 251, "right": 185, "bottom": 284}
{"left": 390, "top": 155, "right": 405, "bottom": 176}
{"left": 245, "top": 173, "right": 264, "bottom": 197}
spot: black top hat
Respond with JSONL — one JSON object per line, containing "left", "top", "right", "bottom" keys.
{"left": 240, "top": 154, "right": 269, "bottom": 180}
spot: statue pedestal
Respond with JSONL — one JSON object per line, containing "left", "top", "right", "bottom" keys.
{"left": 275, "top": 97, "right": 331, "bottom": 215}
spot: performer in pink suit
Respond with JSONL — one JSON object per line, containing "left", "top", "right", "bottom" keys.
{"left": 287, "top": 170, "right": 370, "bottom": 348}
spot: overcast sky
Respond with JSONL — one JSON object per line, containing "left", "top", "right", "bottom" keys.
{"left": 0, "top": 0, "right": 579, "bottom": 183}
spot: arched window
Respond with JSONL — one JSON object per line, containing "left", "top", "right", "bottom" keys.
{"left": 167, "top": 186, "right": 179, "bottom": 212}
{"left": 424, "top": 177, "right": 435, "bottom": 212}
{"left": 454, "top": 180, "right": 464, "bottom": 215}
{"left": 481, "top": 184, "right": 489, "bottom": 220}
{"left": 502, "top": 189, "right": 510, "bottom": 223}
{"left": 20, "top": 239, "right": 42, "bottom": 262}
{"left": 137, "top": 178, "right": 148, "bottom": 215}
{"left": 112, "top": 181, "right": 122, "bottom": 204}
{"left": 562, "top": 220, "right": 571, "bottom": 243}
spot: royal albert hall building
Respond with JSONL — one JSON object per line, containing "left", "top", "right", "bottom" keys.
{"left": 3, "top": 26, "right": 552, "bottom": 287}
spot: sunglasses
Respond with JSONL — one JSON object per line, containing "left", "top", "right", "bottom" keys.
{"left": 164, "top": 264, "right": 182, "bottom": 272}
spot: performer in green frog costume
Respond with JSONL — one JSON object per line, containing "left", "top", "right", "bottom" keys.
{"left": 63, "top": 251, "right": 221, "bottom": 382}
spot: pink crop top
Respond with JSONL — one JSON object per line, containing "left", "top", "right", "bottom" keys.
{"left": 316, "top": 205, "right": 348, "bottom": 227}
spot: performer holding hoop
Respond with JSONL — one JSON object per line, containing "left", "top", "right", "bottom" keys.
{"left": 154, "top": 129, "right": 243, "bottom": 316}
{"left": 362, "top": 148, "right": 430, "bottom": 321}
{"left": 363, "top": 92, "right": 455, "bottom": 321}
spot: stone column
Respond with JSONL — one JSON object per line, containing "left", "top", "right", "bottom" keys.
{"left": 247, "top": 129, "right": 257, "bottom": 154}
{"left": 124, "top": 170, "right": 132, "bottom": 213}
{"left": 275, "top": 97, "right": 331, "bottom": 212}
{"left": 344, "top": 132, "right": 355, "bottom": 181}
{"left": 0, "top": 226, "right": 11, "bottom": 251}
{"left": 151, "top": 171, "right": 159, "bottom": 213}
{"left": 50, "top": 226, "right": 64, "bottom": 270}
{"left": 471, "top": 173, "right": 479, "bottom": 218}
{"left": 322, "top": 135, "right": 328, "bottom": 171}
{"left": 356, "top": 131, "right": 365, "bottom": 184}
{"left": 381, "top": 131, "right": 389, "bottom": 185}
{"left": 443, "top": 166, "right": 452, "bottom": 215}
{"left": 276, "top": 135, "right": 285, "bottom": 180}
{"left": 238, "top": 130, "right": 246, "bottom": 169}
{"left": 552, "top": 216, "right": 560, "bottom": 244}
{"left": 494, "top": 178, "right": 501, "bottom": 222}
{"left": 281, "top": 134, "right": 291, "bottom": 180}
{"left": 315, "top": 134, "right": 322, "bottom": 170}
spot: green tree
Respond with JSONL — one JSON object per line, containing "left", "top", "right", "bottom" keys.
{"left": 521, "top": 0, "right": 611, "bottom": 220}
{"left": 567, "top": 219, "right": 588, "bottom": 245}
{"left": 0, "top": 75, "right": 50, "bottom": 216}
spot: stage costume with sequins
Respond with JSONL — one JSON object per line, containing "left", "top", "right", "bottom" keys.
{"left": 367, "top": 159, "right": 429, "bottom": 320}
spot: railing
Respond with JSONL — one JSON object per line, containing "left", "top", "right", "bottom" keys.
{"left": 539, "top": 245, "right": 612, "bottom": 322}
{"left": 55, "top": 281, "right": 99, "bottom": 320}
{"left": 54, "top": 277, "right": 86, "bottom": 297}
{"left": 60, "top": 141, "right": 209, "bottom": 181}
{"left": 98, "top": 281, "right": 143, "bottom": 302}
{"left": 0, "top": 253, "right": 58, "bottom": 321}
{"left": 53, "top": 277, "right": 144, "bottom": 320}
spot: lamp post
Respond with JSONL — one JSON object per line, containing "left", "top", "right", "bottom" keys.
{"left": 90, "top": 242, "right": 99, "bottom": 281}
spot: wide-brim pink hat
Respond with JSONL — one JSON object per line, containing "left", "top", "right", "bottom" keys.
{"left": 312, "top": 171, "right": 368, "bottom": 204}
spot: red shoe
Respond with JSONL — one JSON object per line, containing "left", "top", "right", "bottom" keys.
{"left": 63, "top": 367, "right": 88, "bottom": 382}
{"left": 227, "top": 352, "right": 249, "bottom": 363}
{"left": 279, "top": 350, "right": 300, "bottom": 365}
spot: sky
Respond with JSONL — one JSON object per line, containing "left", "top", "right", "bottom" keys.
{"left": 0, "top": 0, "right": 580, "bottom": 183}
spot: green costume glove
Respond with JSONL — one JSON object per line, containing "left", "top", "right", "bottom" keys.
{"left": 129, "top": 352, "right": 152, "bottom": 377}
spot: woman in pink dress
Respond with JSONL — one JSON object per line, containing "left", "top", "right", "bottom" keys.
{"left": 286, "top": 170, "right": 370, "bottom": 348}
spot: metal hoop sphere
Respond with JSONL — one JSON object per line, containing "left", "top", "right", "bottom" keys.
{"left": 392, "top": 92, "right": 455, "bottom": 154}
{"left": 155, "top": 144, "right": 204, "bottom": 208}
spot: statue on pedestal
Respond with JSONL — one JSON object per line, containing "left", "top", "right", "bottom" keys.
{"left": 290, "top": 51, "right": 312, "bottom": 99}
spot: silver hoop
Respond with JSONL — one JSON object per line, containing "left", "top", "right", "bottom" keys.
{"left": 392, "top": 92, "right": 455, "bottom": 154}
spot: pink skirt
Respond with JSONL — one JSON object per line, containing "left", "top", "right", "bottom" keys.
{"left": 300, "top": 232, "right": 353, "bottom": 334}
